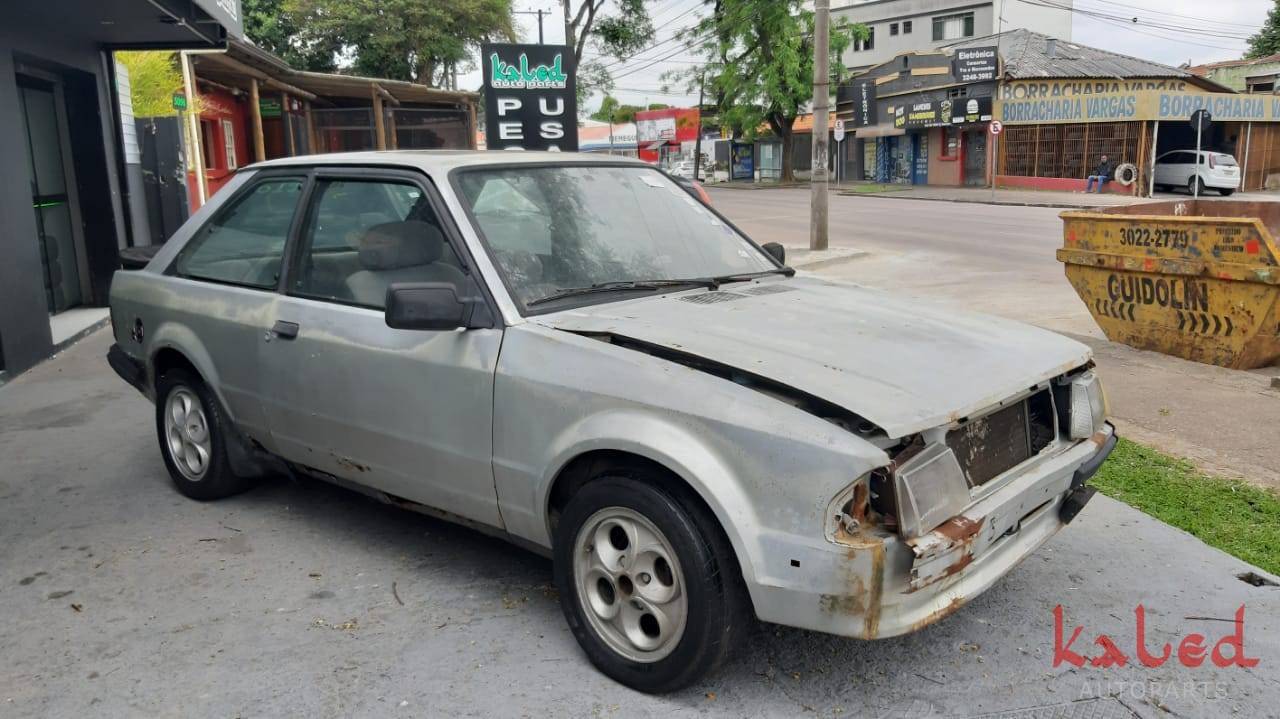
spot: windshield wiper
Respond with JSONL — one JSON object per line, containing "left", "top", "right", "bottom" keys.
{"left": 709, "top": 267, "right": 796, "bottom": 284}
{"left": 526, "top": 278, "right": 722, "bottom": 307}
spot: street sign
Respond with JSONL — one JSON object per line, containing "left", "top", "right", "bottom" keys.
{"left": 833, "top": 119, "right": 845, "bottom": 142}
{"left": 1190, "top": 110, "right": 1212, "bottom": 198}
{"left": 990, "top": 120, "right": 1003, "bottom": 135}
{"left": 1190, "top": 109, "right": 1212, "bottom": 132}
{"left": 172, "top": 93, "right": 187, "bottom": 111}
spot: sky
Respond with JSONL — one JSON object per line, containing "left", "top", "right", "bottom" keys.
{"left": 459, "top": 0, "right": 1277, "bottom": 116}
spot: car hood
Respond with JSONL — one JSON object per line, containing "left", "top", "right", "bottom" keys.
{"left": 533, "top": 276, "right": 1091, "bottom": 438}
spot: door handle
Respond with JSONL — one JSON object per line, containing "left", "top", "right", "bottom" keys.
{"left": 270, "top": 320, "right": 300, "bottom": 340}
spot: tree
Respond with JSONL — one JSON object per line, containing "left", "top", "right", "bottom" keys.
{"left": 561, "top": 1, "right": 655, "bottom": 103}
{"left": 675, "top": 0, "right": 864, "bottom": 182}
{"left": 1246, "top": 0, "right": 1280, "bottom": 59}
{"left": 589, "top": 94, "right": 649, "bottom": 123}
{"left": 241, "top": 0, "right": 338, "bottom": 71}
{"left": 282, "top": 0, "right": 516, "bottom": 85}
{"left": 115, "top": 51, "right": 187, "bottom": 117}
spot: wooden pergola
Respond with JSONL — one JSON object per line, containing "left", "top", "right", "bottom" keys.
{"left": 180, "top": 39, "right": 479, "bottom": 204}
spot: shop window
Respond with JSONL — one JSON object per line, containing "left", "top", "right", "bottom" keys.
{"left": 940, "top": 126, "right": 961, "bottom": 160}
{"left": 933, "top": 12, "right": 975, "bottom": 41}
{"left": 855, "top": 27, "right": 875, "bottom": 52}
{"left": 199, "top": 119, "right": 219, "bottom": 170}
{"left": 903, "top": 20, "right": 913, "bottom": 34}
{"left": 890, "top": 23, "right": 899, "bottom": 36}
{"left": 947, "top": 86, "right": 969, "bottom": 99}
{"left": 221, "top": 119, "right": 238, "bottom": 170}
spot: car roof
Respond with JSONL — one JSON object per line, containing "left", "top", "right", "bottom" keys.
{"left": 243, "top": 149, "right": 651, "bottom": 172}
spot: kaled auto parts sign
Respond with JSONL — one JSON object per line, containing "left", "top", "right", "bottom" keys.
{"left": 482, "top": 43, "right": 578, "bottom": 151}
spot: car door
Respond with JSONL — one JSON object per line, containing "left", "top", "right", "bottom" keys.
{"left": 167, "top": 173, "right": 305, "bottom": 441}
{"left": 257, "top": 168, "right": 505, "bottom": 527}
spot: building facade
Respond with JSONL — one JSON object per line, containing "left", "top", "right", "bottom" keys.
{"left": 0, "top": 0, "right": 241, "bottom": 380}
{"left": 968, "top": 31, "right": 1280, "bottom": 195}
{"left": 834, "top": 0, "right": 1073, "bottom": 72}
{"left": 1186, "top": 55, "right": 1280, "bottom": 94}
{"left": 836, "top": 45, "right": 999, "bottom": 186}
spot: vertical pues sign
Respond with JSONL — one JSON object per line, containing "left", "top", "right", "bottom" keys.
{"left": 482, "top": 43, "right": 578, "bottom": 151}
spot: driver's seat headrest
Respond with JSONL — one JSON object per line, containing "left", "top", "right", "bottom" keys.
{"left": 358, "top": 221, "right": 444, "bottom": 270}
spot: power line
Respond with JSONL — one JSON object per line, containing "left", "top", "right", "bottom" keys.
{"left": 1021, "top": 0, "right": 1252, "bottom": 40}
{"left": 1016, "top": 0, "right": 1251, "bottom": 51}
{"left": 1076, "top": 0, "right": 1260, "bottom": 31}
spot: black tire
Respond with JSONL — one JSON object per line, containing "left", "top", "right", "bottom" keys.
{"left": 553, "top": 474, "right": 748, "bottom": 693}
{"left": 1219, "top": 188, "right": 1235, "bottom": 196}
{"left": 1188, "top": 176, "right": 1203, "bottom": 195}
{"left": 155, "top": 368, "right": 252, "bottom": 501}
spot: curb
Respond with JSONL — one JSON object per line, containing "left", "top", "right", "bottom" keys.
{"left": 0, "top": 318, "right": 111, "bottom": 390}
{"left": 788, "top": 249, "right": 870, "bottom": 271}
{"left": 835, "top": 191, "right": 1122, "bottom": 210}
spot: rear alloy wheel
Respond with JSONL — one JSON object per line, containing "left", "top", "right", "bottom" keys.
{"left": 155, "top": 369, "right": 252, "bottom": 500}
{"left": 554, "top": 475, "right": 747, "bottom": 693}
{"left": 1189, "top": 176, "right": 1204, "bottom": 195}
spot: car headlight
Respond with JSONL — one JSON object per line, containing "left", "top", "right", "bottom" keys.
{"left": 1067, "top": 370, "right": 1108, "bottom": 440}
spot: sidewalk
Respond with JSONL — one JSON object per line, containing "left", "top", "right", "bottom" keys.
{"left": 838, "top": 183, "right": 1151, "bottom": 208}
{"left": 837, "top": 183, "right": 1280, "bottom": 209}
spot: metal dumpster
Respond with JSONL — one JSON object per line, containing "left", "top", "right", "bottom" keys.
{"left": 1058, "top": 200, "right": 1280, "bottom": 369}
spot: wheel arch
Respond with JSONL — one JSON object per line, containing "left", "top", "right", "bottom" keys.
{"left": 541, "top": 439, "right": 759, "bottom": 612}
{"left": 146, "top": 323, "right": 233, "bottom": 419}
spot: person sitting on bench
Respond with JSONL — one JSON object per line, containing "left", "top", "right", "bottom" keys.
{"left": 1085, "top": 155, "right": 1114, "bottom": 193}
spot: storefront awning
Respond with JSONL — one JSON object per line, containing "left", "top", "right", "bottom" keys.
{"left": 21, "top": 0, "right": 243, "bottom": 47}
{"left": 642, "top": 140, "right": 667, "bottom": 151}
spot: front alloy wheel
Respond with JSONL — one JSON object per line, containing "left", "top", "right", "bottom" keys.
{"left": 573, "top": 507, "right": 688, "bottom": 662}
{"left": 554, "top": 475, "right": 747, "bottom": 693}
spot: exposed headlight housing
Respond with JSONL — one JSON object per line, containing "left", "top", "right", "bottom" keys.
{"left": 892, "top": 443, "right": 971, "bottom": 539}
{"left": 1067, "top": 370, "right": 1108, "bottom": 440}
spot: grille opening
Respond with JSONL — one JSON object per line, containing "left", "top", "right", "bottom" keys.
{"left": 946, "top": 389, "right": 1056, "bottom": 488}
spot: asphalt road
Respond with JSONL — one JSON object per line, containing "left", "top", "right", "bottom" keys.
{"left": 2, "top": 321, "right": 1278, "bottom": 718}
{"left": 707, "top": 188, "right": 1280, "bottom": 488}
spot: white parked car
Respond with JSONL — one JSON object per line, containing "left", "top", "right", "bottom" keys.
{"left": 1153, "top": 150, "right": 1241, "bottom": 196}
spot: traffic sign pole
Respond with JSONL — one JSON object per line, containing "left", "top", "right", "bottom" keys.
{"left": 989, "top": 120, "right": 1003, "bottom": 202}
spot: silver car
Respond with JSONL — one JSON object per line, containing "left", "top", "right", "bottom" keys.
{"left": 107, "top": 151, "right": 1115, "bottom": 693}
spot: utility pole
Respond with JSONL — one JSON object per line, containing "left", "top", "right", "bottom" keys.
{"left": 810, "top": 0, "right": 830, "bottom": 250}
{"left": 693, "top": 71, "right": 706, "bottom": 182}
{"left": 515, "top": 9, "right": 548, "bottom": 44}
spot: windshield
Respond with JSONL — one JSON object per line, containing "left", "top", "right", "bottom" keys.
{"left": 455, "top": 165, "right": 776, "bottom": 309}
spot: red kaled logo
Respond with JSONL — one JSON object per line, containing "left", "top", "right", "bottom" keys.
{"left": 1053, "top": 605, "right": 1260, "bottom": 669}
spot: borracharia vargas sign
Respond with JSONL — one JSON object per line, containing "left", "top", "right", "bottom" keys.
{"left": 481, "top": 43, "right": 578, "bottom": 151}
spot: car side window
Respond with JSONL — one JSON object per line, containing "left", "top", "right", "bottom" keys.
{"left": 290, "top": 178, "right": 466, "bottom": 309}
{"left": 174, "top": 177, "right": 304, "bottom": 289}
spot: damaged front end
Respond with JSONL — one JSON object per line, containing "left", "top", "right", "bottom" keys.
{"left": 815, "top": 365, "right": 1116, "bottom": 637}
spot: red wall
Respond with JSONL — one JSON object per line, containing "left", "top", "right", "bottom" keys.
{"left": 636, "top": 107, "right": 700, "bottom": 163}
{"left": 187, "top": 86, "right": 251, "bottom": 211}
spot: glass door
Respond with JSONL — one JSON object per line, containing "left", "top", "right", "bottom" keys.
{"left": 964, "top": 129, "right": 988, "bottom": 186}
{"left": 18, "top": 75, "right": 82, "bottom": 314}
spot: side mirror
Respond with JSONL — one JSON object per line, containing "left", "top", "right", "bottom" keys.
{"left": 385, "top": 283, "right": 480, "bottom": 330}
{"left": 762, "top": 242, "right": 786, "bottom": 265}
